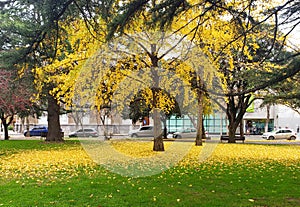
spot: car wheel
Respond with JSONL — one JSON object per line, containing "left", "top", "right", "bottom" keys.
{"left": 175, "top": 135, "right": 182, "bottom": 139}
{"left": 289, "top": 136, "right": 296, "bottom": 140}
{"left": 268, "top": 136, "right": 275, "bottom": 140}
{"left": 131, "top": 134, "right": 138, "bottom": 138}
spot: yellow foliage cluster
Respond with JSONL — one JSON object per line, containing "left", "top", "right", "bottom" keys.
{"left": 21, "top": 0, "right": 287, "bottom": 118}
{"left": 31, "top": 19, "right": 104, "bottom": 105}
{"left": 171, "top": 0, "right": 284, "bottom": 97}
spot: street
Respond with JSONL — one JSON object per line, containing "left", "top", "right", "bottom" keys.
{"left": 2, "top": 131, "right": 300, "bottom": 145}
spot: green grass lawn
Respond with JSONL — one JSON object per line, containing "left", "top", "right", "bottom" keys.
{"left": 0, "top": 140, "right": 299, "bottom": 206}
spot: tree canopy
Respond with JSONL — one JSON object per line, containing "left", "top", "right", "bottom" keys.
{"left": 0, "top": 0, "right": 299, "bottom": 145}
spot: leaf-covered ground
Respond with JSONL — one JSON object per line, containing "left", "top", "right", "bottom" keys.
{"left": 1, "top": 140, "right": 299, "bottom": 180}
{"left": 0, "top": 140, "right": 299, "bottom": 206}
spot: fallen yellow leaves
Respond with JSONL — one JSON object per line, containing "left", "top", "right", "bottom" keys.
{"left": 209, "top": 144, "right": 300, "bottom": 165}
{"left": 108, "top": 140, "right": 172, "bottom": 158}
{"left": 0, "top": 141, "right": 299, "bottom": 180}
{"left": 0, "top": 147, "right": 95, "bottom": 180}
{"left": 81, "top": 140, "right": 193, "bottom": 177}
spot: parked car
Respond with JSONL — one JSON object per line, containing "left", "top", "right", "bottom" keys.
{"left": 128, "top": 126, "right": 155, "bottom": 137}
{"left": 262, "top": 128, "right": 297, "bottom": 140}
{"left": 69, "top": 128, "right": 99, "bottom": 137}
{"left": 172, "top": 128, "right": 196, "bottom": 138}
{"left": 24, "top": 126, "right": 48, "bottom": 137}
{"left": 172, "top": 128, "right": 209, "bottom": 139}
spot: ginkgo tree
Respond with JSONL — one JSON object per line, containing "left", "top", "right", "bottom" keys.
{"left": 181, "top": 17, "right": 286, "bottom": 141}
{"left": 75, "top": 14, "right": 216, "bottom": 150}
{"left": 107, "top": 0, "right": 300, "bottom": 144}
{"left": 166, "top": 0, "right": 299, "bottom": 142}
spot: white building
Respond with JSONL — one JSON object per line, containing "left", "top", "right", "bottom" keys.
{"left": 244, "top": 99, "right": 300, "bottom": 133}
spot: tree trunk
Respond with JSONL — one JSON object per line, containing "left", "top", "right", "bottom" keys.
{"left": 151, "top": 44, "right": 164, "bottom": 151}
{"left": 240, "top": 119, "right": 244, "bottom": 137}
{"left": 25, "top": 116, "right": 30, "bottom": 137}
{"left": 188, "top": 114, "right": 197, "bottom": 128}
{"left": 162, "top": 117, "right": 167, "bottom": 139}
{"left": 265, "top": 104, "right": 270, "bottom": 133}
{"left": 100, "top": 111, "right": 112, "bottom": 140}
{"left": 1, "top": 115, "right": 14, "bottom": 140}
{"left": 45, "top": 95, "right": 63, "bottom": 142}
{"left": 228, "top": 123, "right": 237, "bottom": 143}
{"left": 195, "top": 91, "right": 203, "bottom": 146}
{"left": 202, "top": 121, "right": 207, "bottom": 139}
{"left": 153, "top": 108, "right": 164, "bottom": 151}
{"left": 227, "top": 105, "right": 238, "bottom": 143}
{"left": 20, "top": 117, "right": 25, "bottom": 133}
{"left": 1, "top": 119, "right": 9, "bottom": 140}
{"left": 226, "top": 94, "right": 251, "bottom": 143}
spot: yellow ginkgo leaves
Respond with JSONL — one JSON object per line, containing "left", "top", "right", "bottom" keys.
{"left": 0, "top": 141, "right": 299, "bottom": 180}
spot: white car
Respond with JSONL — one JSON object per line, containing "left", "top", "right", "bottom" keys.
{"left": 262, "top": 129, "right": 297, "bottom": 140}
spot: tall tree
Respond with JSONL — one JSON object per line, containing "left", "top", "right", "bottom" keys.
{"left": 0, "top": 1, "right": 108, "bottom": 141}
{"left": 107, "top": 0, "right": 300, "bottom": 143}
{"left": 0, "top": 0, "right": 111, "bottom": 141}
{"left": 0, "top": 0, "right": 72, "bottom": 141}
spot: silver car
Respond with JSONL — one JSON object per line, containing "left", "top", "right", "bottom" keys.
{"left": 172, "top": 128, "right": 197, "bottom": 138}
{"left": 69, "top": 128, "right": 99, "bottom": 137}
{"left": 172, "top": 128, "right": 209, "bottom": 139}
{"left": 128, "top": 126, "right": 154, "bottom": 137}
{"left": 262, "top": 129, "right": 297, "bottom": 140}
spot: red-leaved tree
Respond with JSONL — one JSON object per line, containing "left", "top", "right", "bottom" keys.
{"left": 0, "top": 70, "right": 33, "bottom": 140}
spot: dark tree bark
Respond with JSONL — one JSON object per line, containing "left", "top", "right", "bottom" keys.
{"left": 45, "top": 95, "right": 63, "bottom": 142}
{"left": 151, "top": 44, "right": 164, "bottom": 151}
{"left": 162, "top": 117, "right": 167, "bottom": 139}
{"left": 0, "top": 113, "right": 14, "bottom": 140}
{"left": 153, "top": 108, "right": 164, "bottom": 151}
{"left": 226, "top": 94, "right": 251, "bottom": 143}
{"left": 265, "top": 104, "right": 270, "bottom": 132}
{"left": 195, "top": 91, "right": 203, "bottom": 146}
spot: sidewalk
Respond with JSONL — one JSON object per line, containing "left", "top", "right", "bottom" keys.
{"left": 0, "top": 131, "right": 27, "bottom": 140}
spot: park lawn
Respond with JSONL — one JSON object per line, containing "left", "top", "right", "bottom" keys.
{"left": 0, "top": 140, "right": 299, "bottom": 207}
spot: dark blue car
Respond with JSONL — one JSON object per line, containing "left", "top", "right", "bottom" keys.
{"left": 24, "top": 126, "right": 48, "bottom": 137}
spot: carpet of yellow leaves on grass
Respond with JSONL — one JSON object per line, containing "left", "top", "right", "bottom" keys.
{"left": 179, "top": 143, "right": 300, "bottom": 172}
{"left": 210, "top": 144, "right": 300, "bottom": 164}
{"left": 109, "top": 140, "right": 172, "bottom": 158}
{"left": 110, "top": 141, "right": 300, "bottom": 166}
{"left": 0, "top": 146, "right": 95, "bottom": 180}
{"left": 0, "top": 141, "right": 299, "bottom": 180}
